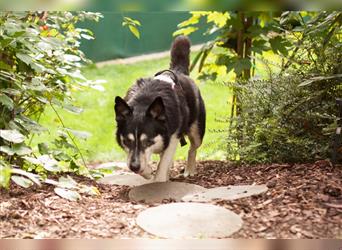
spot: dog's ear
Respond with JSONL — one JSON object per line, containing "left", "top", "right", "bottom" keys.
{"left": 147, "top": 97, "right": 166, "bottom": 121}
{"left": 115, "top": 96, "right": 132, "bottom": 121}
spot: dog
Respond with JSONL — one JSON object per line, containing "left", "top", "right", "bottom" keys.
{"left": 114, "top": 35, "right": 206, "bottom": 182}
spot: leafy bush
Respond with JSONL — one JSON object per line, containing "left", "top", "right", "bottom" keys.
{"left": 0, "top": 11, "right": 103, "bottom": 190}
{"left": 226, "top": 12, "right": 342, "bottom": 163}
{"left": 227, "top": 75, "right": 341, "bottom": 163}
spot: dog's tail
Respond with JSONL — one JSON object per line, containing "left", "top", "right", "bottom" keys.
{"left": 170, "top": 35, "right": 190, "bottom": 75}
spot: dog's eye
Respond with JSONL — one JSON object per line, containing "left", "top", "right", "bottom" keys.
{"left": 141, "top": 139, "right": 154, "bottom": 148}
{"left": 123, "top": 138, "right": 133, "bottom": 147}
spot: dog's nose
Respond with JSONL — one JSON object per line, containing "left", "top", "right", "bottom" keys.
{"left": 129, "top": 161, "right": 140, "bottom": 173}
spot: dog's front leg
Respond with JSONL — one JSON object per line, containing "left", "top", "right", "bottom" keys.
{"left": 154, "top": 135, "right": 179, "bottom": 182}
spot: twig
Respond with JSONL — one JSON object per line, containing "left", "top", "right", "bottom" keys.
{"left": 280, "top": 12, "right": 308, "bottom": 74}
{"left": 28, "top": 112, "right": 42, "bottom": 146}
{"left": 49, "top": 102, "right": 87, "bottom": 168}
{"left": 321, "top": 13, "right": 341, "bottom": 54}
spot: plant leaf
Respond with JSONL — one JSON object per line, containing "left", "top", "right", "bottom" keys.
{"left": 64, "top": 128, "right": 91, "bottom": 140}
{"left": 173, "top": 27, "right": 198, "bottom": 36}
{"left": 11, "top": 175, "right": 33, "bottom": 188}
{"left": 1, "top": 88, "right": 21, "bottom": 96}
{"left": 128, "top": 25, "right": 140, "bottom": 39}
{"left": 0, "top": 163, "right": 11, "bottom": 188}
{"left": 79, "top": 185, "right": 100, "bottom": 196}
{"left": 0, "top": 94, "right": 14, "bottom": 110}
{"left": 298, "top": 74, "right": 342, "bottom": 87}
{"left": 207, "top": 12, "right": 229, "bottom": 28}
{"left": 16, "top": 53, "right": 32, "bottom": 65}
{"left": 23, "top": 155, "right": 60, "bottom": 172}
{"left": 63, "top": 104, "right": 83, "bottom": 114}
{"left": 178, "top": 15, "right": 201, "bottom": 28}
{"left": 63, "top": 54, "right": 81, "bottom": 62}
{"left": 0, "top": 146, "right": 15, "bottom": 156}
{"left": 58, "top": 175, "right": 77, "bottom": 189}
{"left": 13, "top": 144, "right": 32, "bottom": 155}
{"left": 38, "top": 142, "right": 49, "bottom": 155}
{"left": 44, "top": 178, "right": 60, "bottom": 186}
{"left": 0, "top": 61, "right": 12, "bottom": 71}
{"left": 54, "top": 187, "right": 81, "bottom": 201}
{"left": 23, "top": 156, "right": 41, "bottom": 165}
{"left": 38, "top": 155, "right": 60, "bottom": 172}
{"left": 11, "top": 168, "right": 41, "bottom": 186}
{"left": 0, "top": 129, "right": 25, "bottom": 143}
{"left": 81, "top": 33, "right": 94, "bottom": 40}
{"left": 0, "top": 144, "right": 32, "bottom": 156}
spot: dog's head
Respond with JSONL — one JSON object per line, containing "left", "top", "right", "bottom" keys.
{"left": 114, "top": 96, "right": 167, "bottom": 177}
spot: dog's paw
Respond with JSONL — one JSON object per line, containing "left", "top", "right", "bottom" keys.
{"left": 183, "top": 169, "right": 196, "bottom": 178}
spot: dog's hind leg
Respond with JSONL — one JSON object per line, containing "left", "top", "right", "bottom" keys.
{"left": 154, "top": 134, "right": 179, "bottom": 182}
{"left": 184, "top": 122, "right": 202, "bottom": 177}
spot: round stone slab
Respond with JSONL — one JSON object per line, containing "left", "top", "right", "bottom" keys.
{"left": 129, "top": 182, "right": 206, "bottom": 204}
{"left": 182, "top": 185, "right": 268, "bottom": 202}
{"left": 136, "top": 202, "right": 243, "bottom": 238}
{"left": 98, "top": 173, "right": 150, "bottom": 187}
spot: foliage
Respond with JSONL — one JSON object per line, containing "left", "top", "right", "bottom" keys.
{"left": 226, "top": 12, "right": 342, "bottom": 163}
{"left": 122, "top": 16, "right": 141, "bottom": 39}
{"left": 0, "top": 11, "right": 103, "bottom": 191}
{"left": 174, "top": 11, "right": 292, "bottom": 80}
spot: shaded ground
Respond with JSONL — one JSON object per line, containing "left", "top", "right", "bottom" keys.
{"left": 0, "top": 161, "right": 341, "bottom": 239}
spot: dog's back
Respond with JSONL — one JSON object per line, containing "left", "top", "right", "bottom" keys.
{"left": 125, "top": 36, "right": 205, "bottom": 139}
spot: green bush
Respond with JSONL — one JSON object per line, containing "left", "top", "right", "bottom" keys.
{"left": 227, "top": 13, "right": 342, "bottom": 163}
{"left": 0, "top": 11, "right": 102, "bottom": 189}
{"left": 227, "top": 76, "right": 341, "bottom": 163}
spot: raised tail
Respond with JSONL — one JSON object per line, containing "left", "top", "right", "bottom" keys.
{"left": 170, "top": 35, "right": 190, "bottom": 75}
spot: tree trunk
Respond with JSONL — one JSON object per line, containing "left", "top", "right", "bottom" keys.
{"left": 228, "top": 12, "right": 254, "bottom": 160}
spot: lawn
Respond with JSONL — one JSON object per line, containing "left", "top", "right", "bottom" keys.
{"left": 32, "top": 54, "right": 233, "bottom": 163}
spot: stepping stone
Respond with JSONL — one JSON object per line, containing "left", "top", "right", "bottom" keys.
{"left": 182, "top": 185, "right": 268, "bottom": 202}
{"left": 98, "top": 172, "right": 150, "bottom": 187}
{"left": 136, "top": 202, "right": 243, "bottom": 239}
{"left": 129, "top": 182, "right": 206, "bottom": 204}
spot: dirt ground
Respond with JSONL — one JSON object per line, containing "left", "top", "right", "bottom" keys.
{"left": 0, "top": 160, "right": 341, "bottom": 239}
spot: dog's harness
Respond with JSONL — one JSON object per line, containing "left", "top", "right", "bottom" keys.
{"left": 154, "top": 70, "right": 183, "bottom": 90}
{"left": 154, "top": 70, "right": 187, "bottom": 147}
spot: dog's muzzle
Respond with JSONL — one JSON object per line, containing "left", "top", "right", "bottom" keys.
{"left": 129, "top": 163, "right": 140, "bottom": 173}
{"left": 129, "top": 155, "right": 141, "bottom": 173}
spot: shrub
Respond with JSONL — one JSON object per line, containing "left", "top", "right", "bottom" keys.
{"left": 0, "top": 11, "right": 103, "bottom": 189}
{"left": 227, "top": 26, "right": 342, "bottom": 163}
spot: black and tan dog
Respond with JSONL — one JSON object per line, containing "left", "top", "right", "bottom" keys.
{"left": 114, "top": 36, "right": 206, "bottom": 182}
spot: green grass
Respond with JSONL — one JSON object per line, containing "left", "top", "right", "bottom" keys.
{"left": 33, "top": 55, "right": 233, "bottom": 163}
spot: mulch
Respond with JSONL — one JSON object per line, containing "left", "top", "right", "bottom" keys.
{"left": 0, "top": 160, "right": 341, "bottom": 239}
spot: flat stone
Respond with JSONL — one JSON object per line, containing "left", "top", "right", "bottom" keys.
{"left": 98, "top": 172, "right": 150, "bottom": 187}
{"left": 136, "top": 202, "right": 243, "bottom": 238}
{"left": 182, "top": 185, "right": 268, "bottom": 202}
{"left": 129, "top": 182, "right": 206, "bottom": 204}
